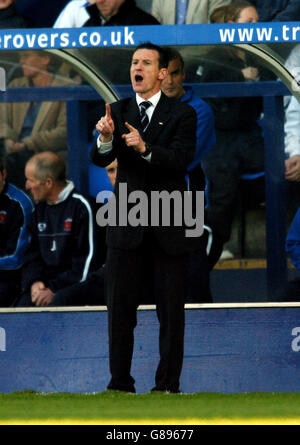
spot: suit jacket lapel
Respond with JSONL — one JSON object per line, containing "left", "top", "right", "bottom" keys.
{"left": 122, "top": 97, "right": 141, "bottom": 134}
{"left": 144, "top": 93, "right": 171, "bottom": 143}
{"left": 186, "top": 0, "right": 198, "bottom": 23}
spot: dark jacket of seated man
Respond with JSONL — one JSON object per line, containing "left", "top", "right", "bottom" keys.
{"left": 16, "top": 151, "right": 105, "bottom": 307}
{"left": 0, "top": 174, "right": 33, "bottom": 307}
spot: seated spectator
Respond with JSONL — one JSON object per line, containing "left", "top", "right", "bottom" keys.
{"left": 0, "top": 50, "right": 71, "bottom": 190}
{"left": 0, "top": 0, "right": 30, "bottom": 28}
{"left": 210, "top": 5, "right": 228, "bottom": 22}
{"left": 151, "top": 0, "right": 231, "bottom": 24}
{"left": 16, "top": 151, "right": 105, "bottom": 307}
{"left": 277, "top": 44, "right": 300, "bottom": 218}
{"left": 223, "top": 0, "right": 259, "bottom": 22}
{"left": 54, "top": 0, "right": 159, "bottom": 87}
{"left": 0, "top": 156, "right": 33, "bottom": 307}
{"left": 285, "top": 207, "right": 300, "bottom": 301}
{"left": 284, "top": 45, "right": 300, "bottom": 184}
{"left": 47, "top": 159, "right": 118, "bottom": 307}
{"left": 161, "top": 47, "right": 220, "bottom": 303}
{"left": 198, "top": 1, "right": 270, "bottom": 258}
{"left": 162, "top": 48, "right": 216, "bottom": 172}
{"left": 284, "top": 94, "right": 300, "bottom": 183}
{"left": 247, "top": 0, "right": 300, "bottom": 22}
{"left": 105, "top": 158, "right": 118, "bottom": 189}
{"left": 53, "top": 0, "right": 159, "bottom": 28}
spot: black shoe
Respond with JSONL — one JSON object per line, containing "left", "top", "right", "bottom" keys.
{"left": 107, "top": 384, "right": 136, "bottom": 393}
{"left": 107, "top": 376, "right": 136, "bottom": 393}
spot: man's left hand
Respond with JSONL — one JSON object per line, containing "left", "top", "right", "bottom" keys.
{"left": 33, "top": 288, "right": 54, "bottom": 307}
{"left": 122, "top": 122, "right": 146, "bottom": 154}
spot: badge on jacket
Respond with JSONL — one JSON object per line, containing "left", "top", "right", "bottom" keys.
{"left": 0, "top": 210, "right": 7, "bottom": 223}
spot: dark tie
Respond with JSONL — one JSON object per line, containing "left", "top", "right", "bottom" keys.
{"left": 140, "top": 101, "right": 151, "bottom": 132}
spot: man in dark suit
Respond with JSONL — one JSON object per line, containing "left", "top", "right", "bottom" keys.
{"left": 91, "top": 42, "right": 202, "bottom": 393}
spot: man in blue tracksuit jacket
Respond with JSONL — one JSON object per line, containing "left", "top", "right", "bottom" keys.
{"left": 0, "top": 157, "right": 33, "bottom": 306}
{"left": 161, "top": 49, "right": 216, "bottom": 187}
{"left": 161, "top": 47, "right": 222, "bottom": 303}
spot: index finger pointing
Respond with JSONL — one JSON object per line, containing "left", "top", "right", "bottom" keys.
{"left": 105, "top": 103, "right": 111, "bottom": 119}
{"left": 125, "top": 122, "right": 136, "bottom": 132}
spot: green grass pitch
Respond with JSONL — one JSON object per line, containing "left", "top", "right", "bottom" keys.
{"left": 1, "top": 391, "right": 300, "bottom": 425}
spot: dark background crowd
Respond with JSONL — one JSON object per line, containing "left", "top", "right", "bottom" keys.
{"left": 6, "top": 0, "right": 300, "bottom": 28}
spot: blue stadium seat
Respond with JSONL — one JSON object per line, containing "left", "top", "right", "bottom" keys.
{"left": 88, "top": 143, "right": 113, "bottom": 198}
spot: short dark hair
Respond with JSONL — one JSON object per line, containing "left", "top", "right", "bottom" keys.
{"left": 134, "top": 42, "right": 168, "bottom": 69}
{"left": 210, "top": 5, "right": 228, "bottom": 23}
{"left": 164, "top": 47, "right": 185, "bottom": 71}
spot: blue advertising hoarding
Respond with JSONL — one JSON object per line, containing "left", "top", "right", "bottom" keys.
{"left": 0, "top": 22, "right": 298, "bottom": 51}
{"left": 1, "top": 305, "right": 300, "bottom": 394}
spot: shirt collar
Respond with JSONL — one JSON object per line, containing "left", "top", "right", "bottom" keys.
{"left": 136, "top": 90, "right": 161, "bottom": 108}
{"left": 48, "top": 180, "right": 74, "bottom": 205}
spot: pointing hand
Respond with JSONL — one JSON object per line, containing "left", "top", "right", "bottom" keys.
{"left": 96, "top": 103, "right": 115, "bottom": 142}
{"left": 122, "top": 122, "right": 146, "bottom": 154}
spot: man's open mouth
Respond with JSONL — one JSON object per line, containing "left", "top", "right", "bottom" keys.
{"left": 135, "top": 74, "right": 143, "bottom": 82}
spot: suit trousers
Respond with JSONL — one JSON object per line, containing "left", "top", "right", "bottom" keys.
{"left": 105, "top": 229, "right": 188, "bottom": 393}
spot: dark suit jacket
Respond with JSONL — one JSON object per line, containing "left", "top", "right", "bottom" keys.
{"left": 85, "top": 0, "right": 159, "bottom": 26}
{"left": 91, "top": 92, "right": 202, "bottom": 255}
{"left": 248, "top": 0, "right": 300, "bottom": 21}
